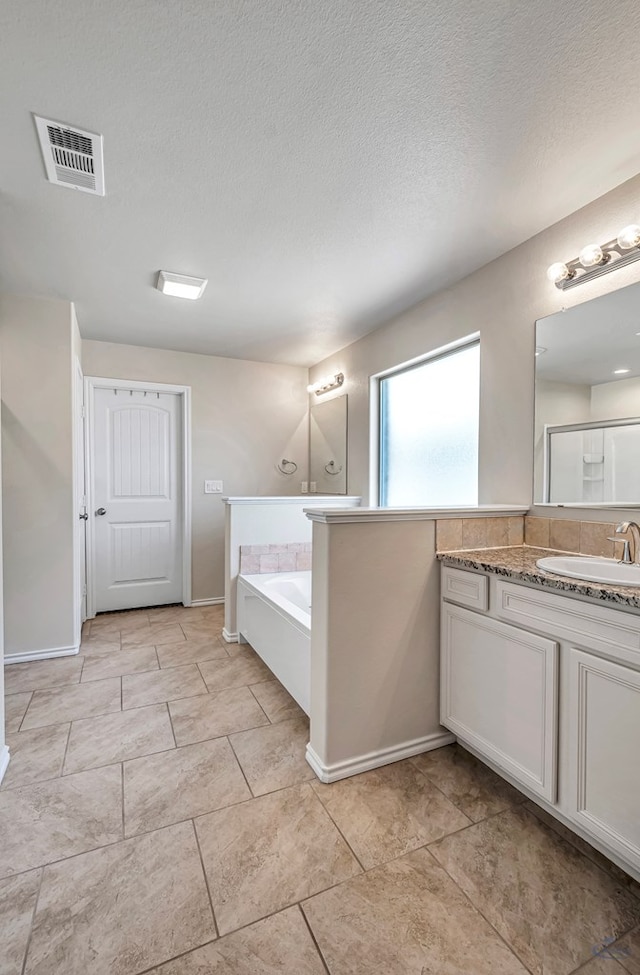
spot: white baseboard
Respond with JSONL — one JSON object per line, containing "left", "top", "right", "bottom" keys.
{"left": 0, "top": 745, "right": 10, "bottom": 785}
{"left": 4, "top": 645, "right": 80, "bottom": 665}
{"left": 222, "top": 627, "right": 238, "bottom": 643}
{"left": 191, "top": 597, "right": 225, "bottom": 607}
{"left": 305, "top": 731, "right": 456, "bottom": 783}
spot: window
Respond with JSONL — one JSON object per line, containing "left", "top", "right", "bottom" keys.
{"left": 378, "top": 341, "right": 480, "bottom": 507}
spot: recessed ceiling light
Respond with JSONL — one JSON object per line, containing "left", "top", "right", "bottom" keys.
{"left": 156, "top": 270, "right": 207, "bottom": 300}
{"left": 613, "top": 368, "right": 630, "bottom": 374}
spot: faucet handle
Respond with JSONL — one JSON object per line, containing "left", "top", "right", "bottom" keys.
{"left": 608, "top": 536, "right": 633, "bottom": 564}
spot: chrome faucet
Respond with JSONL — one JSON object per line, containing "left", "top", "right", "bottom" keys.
{"left": 613, "top": 522, "right": 640, "bottom": 565}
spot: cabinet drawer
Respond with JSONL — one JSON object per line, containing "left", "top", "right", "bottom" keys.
{"left": 441, "top": 603, "right": 558, "bottom": 802}
{"left": 441, "top": 566, "right": 488, "bottom": 611}
{"left": 494, "top": 580, "right": 640, "bottom": 665}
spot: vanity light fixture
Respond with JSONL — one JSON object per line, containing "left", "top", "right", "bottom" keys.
{"left": 535, "top": 346, "right": 547, "bottom": 356}
{"left": 156, "top": 270, "right": 208, "bottom": 300}
{"left": 307, "top": 372, "right": 345, "bottom": 396}
{"left": 547, "top": 222, "right": 640, "bottom": 290}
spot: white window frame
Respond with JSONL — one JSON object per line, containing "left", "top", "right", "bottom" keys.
{"left": 370, "top": 333, "right": 480, "bottom": 507}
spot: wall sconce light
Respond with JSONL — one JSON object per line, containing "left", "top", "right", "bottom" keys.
{"left": 547, "top": 224, "right": 640, "bottom": 290}
{"left": 307, "top": 372, "right": 345, "bottom": 396}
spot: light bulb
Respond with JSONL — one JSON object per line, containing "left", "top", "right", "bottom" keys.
{"left": 617, "top": 224, "right": 640, "bottom": 250}
{"left": 579, "top": 243, "right": 604, "bottom": 267}
{"left": 546, "top": 262, "right": 571, "bottom": 284}
{"left": 535, "top": 347, "right": 547, "bottom": 356}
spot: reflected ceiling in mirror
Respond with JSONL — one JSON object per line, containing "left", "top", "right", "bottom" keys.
{"left": 534, "top": 280, "right": 640, "bottom": 506}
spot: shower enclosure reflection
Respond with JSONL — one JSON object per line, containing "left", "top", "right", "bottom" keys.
{"left": 535, "top": 280, "right": 640, "bottom": 505}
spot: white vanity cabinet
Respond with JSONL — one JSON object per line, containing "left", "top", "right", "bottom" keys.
{"left": 440, "top": 563, "right": 640, "bottom": 880}
{"left": 441, "top": 603, "right": 558, "bottom": 802}
{"left": 567, "top": 649, "right": 640, "bottom": 870}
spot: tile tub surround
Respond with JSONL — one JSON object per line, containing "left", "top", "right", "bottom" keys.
{"left": 2, "top": 602, "right": 640, "bottom": 974}
{"left": 437, "top": 544, "right": 640, "bottom": 608}
{"left": 239, "top": 541, "right": 312, "bottom": 574}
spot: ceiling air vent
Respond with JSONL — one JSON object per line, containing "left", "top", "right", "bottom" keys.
{"left": 34, "top": 115, "right": 105, "bottom": 195}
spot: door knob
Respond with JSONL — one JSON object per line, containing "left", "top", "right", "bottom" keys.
{"left": 95, "top": 507, "right": 107, "bottom": 516}
{"left": 79, "top": 512, "right": 88, "bottom": 521}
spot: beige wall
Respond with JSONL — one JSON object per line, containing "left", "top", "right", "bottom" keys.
{"left": 82, "top": 341, "right": 309, "bottom": 601}
{"left": 1, "top": 293, "right": 76, "bottom": 655}
{"left": 309, "top": 172, "right": 640, "bottom": 514}
{"left": 309, "top": 517, "right": 448, "bottom": 776}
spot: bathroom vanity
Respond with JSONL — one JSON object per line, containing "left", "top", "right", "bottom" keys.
{"left": 439, "top": 547, "right": 640, "bottom": 882}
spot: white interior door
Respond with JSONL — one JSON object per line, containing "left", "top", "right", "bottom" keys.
{"left": 92, "top": 386, "right": 183, "bottom": 612}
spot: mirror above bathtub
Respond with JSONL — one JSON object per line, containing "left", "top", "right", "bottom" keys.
{"left": 310, "top": 394, "right": 347, "bottom": 494}
{"left": 534, "top": 280, "right": 640, "bottom": 505}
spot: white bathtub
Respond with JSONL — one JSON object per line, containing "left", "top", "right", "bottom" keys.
{"left": 236, "top": 571, "right": 311, "bottom": 714}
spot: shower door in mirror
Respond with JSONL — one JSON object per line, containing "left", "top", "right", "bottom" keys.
{"left": 535, "top": 279, "right": 640, "bottom": 505}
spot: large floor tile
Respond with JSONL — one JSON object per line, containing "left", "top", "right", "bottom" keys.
{"left": 146, "top": 605, "right": 209, "bottom": 624}
{"left": 122, "top": 664, "right": 207, "bottom": 709}
{"left": 64, "top": 704, "right": 175, "bottom": 773}
{"left": 21, "top": 678, "right": 121, "bottom": 730}
{"left": 310, "top": 759, "right": 471, "bottom": 868}
{"left": 410, "top": 743, "right": 524, "bottom": 822}
{"left": 121, "top": 621, "right": 186, "bottom": 649}
{"left": 0, "top": 869, "right": 41, "bottom": 975}
{"left": 195, "top": 782, "right": 361, "bottom": 934}
{"left": 197, "top": 651, "right": 272, "bottom": 694}
{"left": 249, "top": 680, "right": 305, "bottom": 723}
{"left": 429, "top": 805, "right": 640, "bottom": 975}
{"left": 616, "top": 925, "right": 640, "bottom": 973}
{"left": 302, "top": 846, "right": 527, "bottom": 975}
{"left": 79, "top": 637, "right": 122, "bottom": 656}
{"left": 147, "top": 907, "right": 326, "bottom": 974}
{"left": 156, "top": 638, "right": 228, "bottom": 669}
{"left": 0, "top": 765, "right": 123, "bottom": 878}
{"left": 181, "top": 619, "right": 224, "bottom": 642}
{"left": 81, "top": 644, "right": 158, "bottom": 682}
{"left": 169, "top": 685, "right": 269, "bottom": 745}
{"left": 523, "top": 800, "right": 640, "bottom": 900}
{"left": 229, "top": 715, "right": 313, "bottom": 795}
{"left": 4, "top": 656, "right": 83, "bottom": 695}
{"left": 573, "top": 957, "right": 629, "bottom": 974}
{"left": 124, "top": 737, "right": 250, "bottom": 835}
{"left": 2, "top": 724, "right": 69, "bottom": 791}
{"left": 24, "top": 822, "right": 215, "bottom": 975}
{"left": 4, "top": 693, "right": 32, "bottom": 733}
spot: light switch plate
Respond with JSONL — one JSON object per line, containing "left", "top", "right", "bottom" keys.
{"left": 310, "top": 481, "right": 317, "bottom": 493}
{"left": 300, "top": 481, "right": 308, "bottom": 494}
{"left": 204, "top": 480, "right": 223, "bottom": 494}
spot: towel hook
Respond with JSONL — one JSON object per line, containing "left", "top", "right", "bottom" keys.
{"left": 277, "top": 458, "right": 298, "bottom": 475}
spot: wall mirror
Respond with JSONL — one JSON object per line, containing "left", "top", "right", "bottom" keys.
{"left": 310, "top": 394, "right": 347, "bottom": 494}
{"left": 534, "top": 280, "right": 640, "bottom": 505}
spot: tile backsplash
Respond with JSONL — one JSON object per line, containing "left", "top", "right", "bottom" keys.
{"left": 436, "top": 516, "right": 523, "bottom": 552}
{"left": 239, "top": 542, "right": 312, "bottom": 574}
{"left": 436, "top": 514, "right": 622, "bottom": 558}
{"left": 525, "top": 517, "right": 619, "bottom": 559}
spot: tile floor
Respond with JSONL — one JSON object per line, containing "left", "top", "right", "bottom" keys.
{"left": 1, "top": 603, "right": 640, "bottom": 974}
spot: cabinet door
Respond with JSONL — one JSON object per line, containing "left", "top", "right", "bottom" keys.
{"left": 441, "top": 603, "right": 559, "bottom": 801}
{"left": 567, "top": 649, "right": 640, "bottom": 872}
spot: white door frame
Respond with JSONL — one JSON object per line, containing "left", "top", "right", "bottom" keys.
{"left": 84, "top": 376, "right": 192, "bottom": 617}
{"left": 73, "top": 356, "right": 86, "bottom": 644}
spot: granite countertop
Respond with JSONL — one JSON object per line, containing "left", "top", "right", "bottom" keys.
{"left": 437, "top": 545, "right": 640, "bottom": 610}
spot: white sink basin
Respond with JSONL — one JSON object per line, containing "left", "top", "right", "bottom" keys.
{"left": 536, "top": 555, "right": 640, "bottom": 587}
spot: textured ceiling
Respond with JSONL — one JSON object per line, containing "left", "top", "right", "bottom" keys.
{"left": 2, "top": 1, "right": 640, "bottom": 366}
